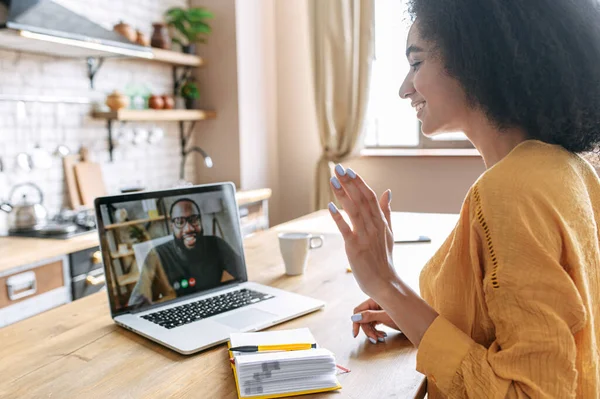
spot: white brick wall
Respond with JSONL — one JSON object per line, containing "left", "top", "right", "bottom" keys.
{"left": 0, "top": 0, "right": 195, "bottom": 232}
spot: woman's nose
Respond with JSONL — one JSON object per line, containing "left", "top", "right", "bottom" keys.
{"left": 399, "top": 74, "right": 414, "bottom": 99}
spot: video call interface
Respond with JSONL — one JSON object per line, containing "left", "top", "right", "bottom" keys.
{"left": 99, "top": 189, "right": 246, "bottom": 313}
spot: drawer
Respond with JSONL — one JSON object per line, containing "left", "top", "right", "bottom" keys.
{"left": 70, "top": 246, "right": 102, "bottom": 277}
{"left": 0, "top": 259, "right": 65, "bottom": 310}
{"left": 72, "top": 267, "right": 106, "bottom": 300}
{"left": 0, "top": 287, "right": 70, "bottom": 328}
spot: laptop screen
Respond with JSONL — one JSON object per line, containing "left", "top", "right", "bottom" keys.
{"left": 95, "top": 183, "right": 248, "bottom": 316}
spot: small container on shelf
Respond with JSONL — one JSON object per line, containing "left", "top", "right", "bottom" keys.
{"left": 151, "top": 23, "right": 171, "bottom": 50}
{"left": 135, "top": 30, "right": 150, "bottom": 47}
{"left": 162, "top": 95, "right": 175, "bottom": 110}
{"left": 148, "top": 94, "right": 165, "bottom": 110}
{"left": 106, "top": 90, "right": 130, "bottom": 111}
{"left": 113, "top": 21, "right": 137, "bottom": 42}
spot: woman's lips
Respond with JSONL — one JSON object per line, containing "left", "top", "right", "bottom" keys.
{"left": 416, "top": 102, "right": 426, "bottom": 119}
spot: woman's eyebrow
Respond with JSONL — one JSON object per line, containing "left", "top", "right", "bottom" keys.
{"left": 406, "top": 45, "right": 424, "bottom": 58}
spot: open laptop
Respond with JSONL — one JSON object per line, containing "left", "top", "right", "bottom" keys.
{"left": 94, "top": 182, "right": 324, "bottom": 355}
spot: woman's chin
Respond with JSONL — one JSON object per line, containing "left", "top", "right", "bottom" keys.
{"left": 420, "top": 123, "right": 449, "bottom": 138}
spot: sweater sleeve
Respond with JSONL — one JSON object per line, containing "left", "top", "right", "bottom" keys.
{"left": 416, "top": 183, "right": 588, "bottom": 398}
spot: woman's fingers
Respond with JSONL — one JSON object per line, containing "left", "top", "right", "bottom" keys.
{"left": 332, "top": 165, "right": 370, "bottom": 228}
{"left": 361, "top": 323, "right": 387, "bottom": 343}
{"left": 351, "top": 310, "right": 390, "bottom": 343}
{"left": 341, "top": 166, "right": 383, "bottom": 223}
{"left": 379, "top": 190, "right": 393, "bottom": 232}
{"left": 327, "top": 202, "right": 352, "bottom": 239}
{"left": 330, "top": 173, "right": 364, "bottom": 233}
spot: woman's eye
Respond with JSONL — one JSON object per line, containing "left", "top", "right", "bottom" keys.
{"left": 410, "top": 61, "right": 422, "bottom": 72}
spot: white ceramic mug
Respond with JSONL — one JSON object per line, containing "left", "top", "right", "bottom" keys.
{"left": 278, "top": 233, "right": 325, "bottom": 275}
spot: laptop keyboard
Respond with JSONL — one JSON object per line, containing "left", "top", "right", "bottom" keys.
{"left": 141, "top": 288, "right": 275, "bottom": 329}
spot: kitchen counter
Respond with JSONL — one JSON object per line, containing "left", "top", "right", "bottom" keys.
{"left": 0, "top": 233, "right": 99, "bottom": 275}
{"left": 0, "top": 189, "right": 273, "bottom": 274}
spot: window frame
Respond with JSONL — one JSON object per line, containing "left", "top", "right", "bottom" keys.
{"left": 364, "top": 0, "right": 474, "bottom": 151}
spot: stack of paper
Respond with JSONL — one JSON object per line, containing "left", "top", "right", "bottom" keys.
{"left": 229, "top": 328, "right": 341, "bottom": 398}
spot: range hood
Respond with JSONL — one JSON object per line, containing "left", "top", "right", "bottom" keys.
{"left": 0, "top": 0, "right": 152, "bottom": 58}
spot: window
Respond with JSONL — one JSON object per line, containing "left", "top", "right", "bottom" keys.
{"left": 364, "top": 0, "right": 472, "bottom": 149}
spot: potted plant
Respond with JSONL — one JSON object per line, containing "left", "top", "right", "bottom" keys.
{"left": 180, "top": 80, "right": 200, "bottom": 109}
{"left": 165, "top": 7, "right": 214, "bottom": 54}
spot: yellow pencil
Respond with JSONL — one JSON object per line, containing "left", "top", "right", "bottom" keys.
{"left": 229, "top": 343, "right": 316, "bottom": 352}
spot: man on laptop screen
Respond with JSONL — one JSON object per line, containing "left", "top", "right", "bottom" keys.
{"left": 95, "top": 183, "right": 324, "bottom": 354}
{"left": 129, "top": 198, "right": 243, "bottom": 308}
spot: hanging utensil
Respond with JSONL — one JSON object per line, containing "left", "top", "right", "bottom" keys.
{"left": 15, "top": 101, "right": 33, "bottom": 172}
{"left": 53, "top": 103, "right": 71, "bottom": 158}
{"left": 30, "top": 102, "right": 52, "bottom": 169}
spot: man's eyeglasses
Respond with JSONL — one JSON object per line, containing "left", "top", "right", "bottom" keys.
{"left": 171, "top": 214, "right": 201, "bottom": 228}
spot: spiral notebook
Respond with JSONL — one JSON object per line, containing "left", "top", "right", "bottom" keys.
{"left": 228, "top": 328, "right": 342, "bottom": 398}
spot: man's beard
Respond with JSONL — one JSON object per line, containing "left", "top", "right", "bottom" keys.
{"left": 174, "top": 232, "right": 201, "bottom": 253}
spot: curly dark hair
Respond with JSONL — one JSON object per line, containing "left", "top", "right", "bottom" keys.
{"left": 408, "top": 0, "right": 600, "bottom": 154}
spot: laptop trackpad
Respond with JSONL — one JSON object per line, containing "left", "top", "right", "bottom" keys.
{"left": 216, "top": 308, "right": 277, "bottom": 330}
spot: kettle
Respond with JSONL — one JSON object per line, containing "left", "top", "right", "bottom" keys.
{"left": 0, "top": 183, "right": 48, "bottom": 231}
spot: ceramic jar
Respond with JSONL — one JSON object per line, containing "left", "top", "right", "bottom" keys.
{"left": 113, "top": 21, "right": 137, "bottom": 42}
{"left": 148, "top": 95, "right": 165, "bottom": 110}
{"left": 105, "top": 90, "right": 129, "bottom": 111}
{"left": 162, "top": 95, "right": 175, "bottom": 110}
{"left": 136, "top": 30, "right": 150, "bottom": 47}
{"left": 151, "top": 23, "right": 171, "bottom": 50}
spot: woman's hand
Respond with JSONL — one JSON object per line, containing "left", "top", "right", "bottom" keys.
{"left": 327, "top": 164, "right": 398, "bottom": 299}
{"left": 352, "top": 297, "right": 401, "bottom": 344}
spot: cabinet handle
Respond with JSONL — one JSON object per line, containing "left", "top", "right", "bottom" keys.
{"left": 91, "top": 250, "right": 102, "bottom": 265}
{"left": 86, "top": 274, "right": 106, "bottom": 286}
{"left": 7, "top": 271, "right": 37, "bottom": 301}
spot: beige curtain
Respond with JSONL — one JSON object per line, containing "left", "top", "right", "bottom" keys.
{"left": 310, "top": 0, "right": 375, "bottom": 210}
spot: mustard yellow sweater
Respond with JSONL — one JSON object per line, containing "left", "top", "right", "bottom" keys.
{"left": 417, "top": 140, "right": 600, "bottom": 398}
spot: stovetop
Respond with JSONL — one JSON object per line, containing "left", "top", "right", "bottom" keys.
{"left": 3, "top": 209, "right": 97, "bottom": 240}
{"left": 6, "top": 226, "right": 96, "bottom": 240}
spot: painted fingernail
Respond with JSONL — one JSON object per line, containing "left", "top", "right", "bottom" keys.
{"left": 335, "top": 164, "right": 346, "bottom": 176}
{"left": 330, "top": 176, "right": 341, "bottom": 189}
{"left": 351, "top": 314, "right": 362, "bottom": 322}
{"left": 382, "top": 332, "right": 388, "bottom": 337}
{"left": 328, "top": 202, "right": 338, "bottom": 214}
{"left": 388, "top": 190, "right": 392, "bottom": 203}
{"left": 347, "top": 168, "right": 357, "bottom": 179}
{"left": 369, "top": 337, "right": 377, "bottom": 344}
{"left": 378, "top": 337, "right": 385, "bottom": 342}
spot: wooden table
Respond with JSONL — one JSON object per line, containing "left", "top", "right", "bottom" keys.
{"left": 0, "top": 210, "right": 458, "bottom": 398}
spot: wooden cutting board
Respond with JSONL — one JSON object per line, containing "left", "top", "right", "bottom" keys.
{"left": 74, "top": 147, "right": 107, "bottom": 208}
{"left": 62, "top": 154, "right": 82, "bottom": 209}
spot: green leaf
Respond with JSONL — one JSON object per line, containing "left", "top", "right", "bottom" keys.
{"left": 165, "top": 8, "right": 185, "bottom": 22}
{"left": 187, "top": 8, "right": 215, "bottom": 20}
{"left": 189, "top": 24, "right": 211, "bottom": 34}
{"left": 172, "top": 20, "right": 188, "bottom": 35}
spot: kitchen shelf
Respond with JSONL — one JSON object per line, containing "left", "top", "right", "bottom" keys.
{"left": 93, "top": 109, "right": 217, "bottom": 122}
{"left": 110, "top": 250, "right": 135, "bottom": 259}
{"left": 105, "top": 216, "right": 166, "bottom": 230}
{"left": 92, "top": 109, "right": 217, "bottom": 174}
{"left": 0, "top": 29, "right": 204, "bottom": 67}
{"left": 151, "top": 48, "right": 204, "bottom": 67}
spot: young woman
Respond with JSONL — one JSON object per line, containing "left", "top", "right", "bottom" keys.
{"left": 328, "top": 0, "right": 600, "bottom": 397}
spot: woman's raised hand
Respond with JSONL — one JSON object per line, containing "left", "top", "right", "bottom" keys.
{"left": 327, "top": 164, "right": 397, "bottom": 299}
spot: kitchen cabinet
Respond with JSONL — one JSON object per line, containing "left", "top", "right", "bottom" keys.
{"left": 0, "top": 255, "right": 71, "bottom": 328}
{"left": 70, "top": 247, "right": 105, "bottom": 301}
